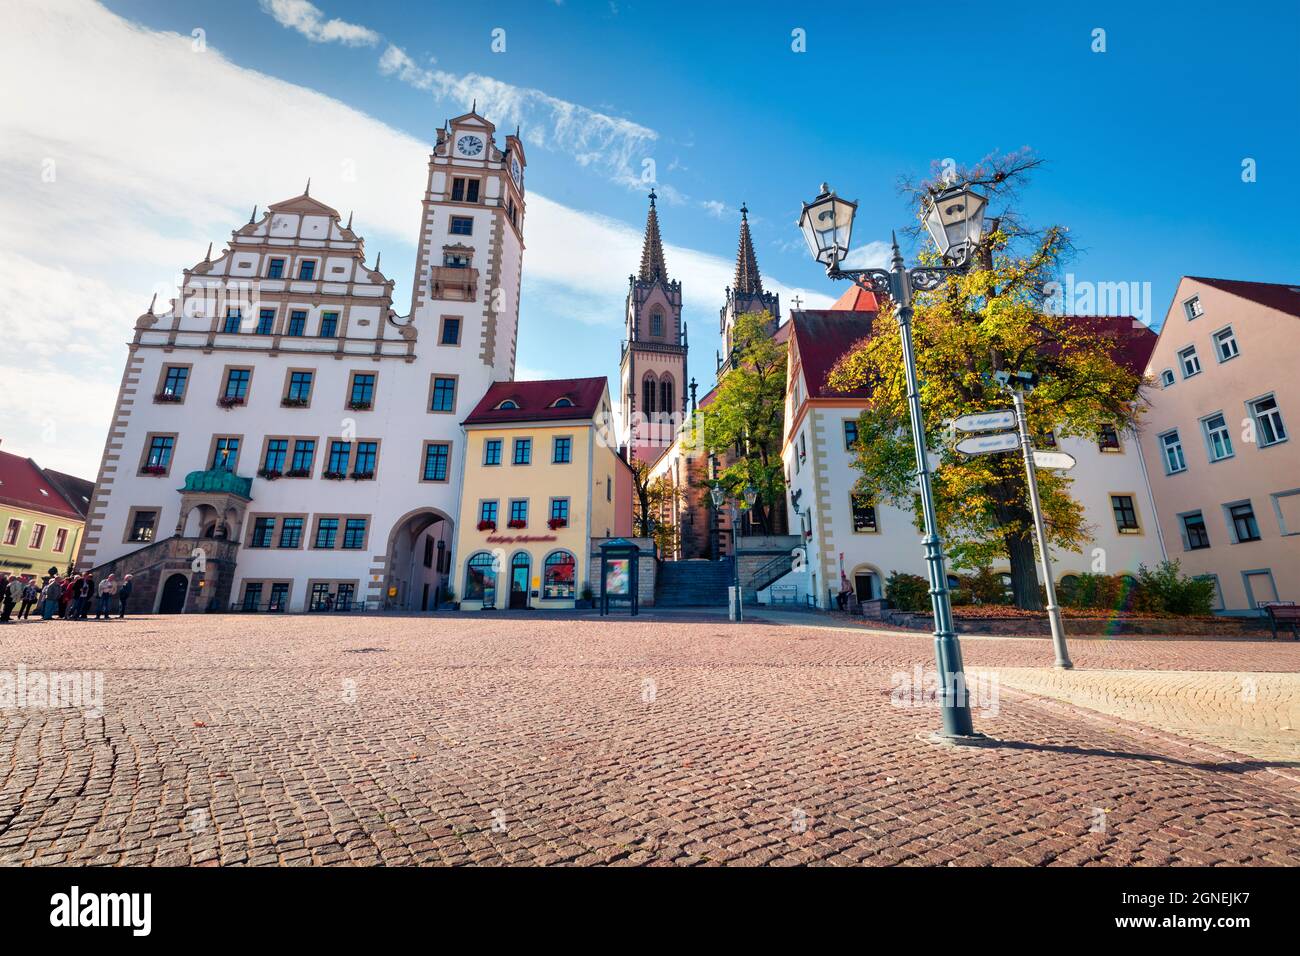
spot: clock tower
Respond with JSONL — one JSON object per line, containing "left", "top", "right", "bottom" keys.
{"left": 619, "top": 190, "right": 687, "bottom": 462}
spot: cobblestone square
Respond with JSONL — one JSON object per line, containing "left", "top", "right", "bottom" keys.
{"left": 1, "top": 611, "right": 1297, "bottom": 866}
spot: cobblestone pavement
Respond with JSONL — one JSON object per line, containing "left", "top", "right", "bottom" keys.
{"left": 0, "top": 613, "right": 1297, "bottom": 866}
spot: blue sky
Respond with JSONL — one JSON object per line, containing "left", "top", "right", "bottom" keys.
{"left": 2, "top": 0, "right": 1297, "bottom": 475}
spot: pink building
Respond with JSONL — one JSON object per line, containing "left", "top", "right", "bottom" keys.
{"left": 1141, "top": 277, "right": 1300, "bottom": 612}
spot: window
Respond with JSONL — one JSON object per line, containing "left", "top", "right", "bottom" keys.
{"left": 1097, "top": 424, "right": 1121, "bottom": 452}
{"left": 286, "top": 311, "right": 307, "bottom": 337}
{"left": 1159, "top": 430, "right": 1186, "bottom": 474}
{"left": 342, "top": 518, "right": 367, "bottom": 550}
{"left": 28, "top": 523, "right": 46, "bottom": 550}
{"left": 262, "top": 439, "right": 288, "bottom": 473}
{"left": 256, "top": 308, "right": 275, "bottom": 335}
{"left": 483, "top": 439, "right": 502, "bottom": 466}
{"left": 267, "top": 258, "right": 285, "bottom": 279}
{"left": 480, "top": 501, "right": 498, "bottom": 525}
{"left": 223, "top": 368, "right": 251, "bottom": 401}
{"left": 3, "top": 518, "right": 19, "bottom": 546}
{"left": 144, "top": 435, "right": 175, "bottom": 472}
{"left": 319, "top": 312, "right": 339, "bottom": 337}
{"left": 1248, "top": 394, "right": 1287, "bottom": 447}
{"left": 450, "top": 216, "right": 473, "bottom": 236}
{"left": 268, "top": 582, "right": 289, "bottom": 611}
{"left": 660, "top": 379, "right": 674, "bottom": 414}
{"left": 513, "top": 438, "right": 532, "bottom": 465}
{"left": 285, "top": 371, "right": 313, "bottom": 404}
{"left": 353, "top": 441, "right": 377, "bottom": 477}
{"left": 642, "top": 379, "right": 656, "bottom": 414}
{"left": 278, "top": 517, "right": 304, "bottom": 549}
{"left": 1178, "top": 346, "right": 1201, "bottom": 378}
{"left": 1160, "top": 369, "right": 1175, "bottom": 388}
{"left": 1228, "top": 502, "right": 1261, "bottom": 543}
{"left": 212, "top": 437, "right": 240, "bottom": 471}
{"left": 349, "top": 372, "right": 375, "bottom": 409}
{"left": 440, "top": 317, "right": 461, "bottom": 345}
{"left": 326, "top": 441, "right": 351, "bottom": 475}
{"left": 126, "top": 510, "right": 156, "bottom": 543}
{"left": 553, "top": 436, "right": 572, "bottom": 464}
{"left": 242, "top": 583, "right": 263, "bottom": 611}
{"left": 850, "top": 494, "right": 878, "bottom": 533}
{"left": 443, "top": 250, "right": 471, "bottom": 268}
{"left": 497, "top": 400, "right": 519, "bottom": 410}
{"left": 222, "top": 309, "right": 242, "bottom": 334}
{"left": 298, "top": 260, "right": 316, "bottom": 280}
{"left": 550, "top": 498, "right": 570, "bottom": 523}
{"left": 1202, "top": 413, "right": 1234, "bottom": 461}
{"left": 1183, "top": 296, "right": 1203, "bottom": 320}
{"left": 161, "top": 366, "right": 189, "bottom": 399}
{"left": 543, "top": 551, "right": 576, "bottom": 600}
{"left": 250, "top": 517, "right": 276, "bottom": 549}
{"left": 451, "top": 177, "right": 480, "bottom": 203}
{"left": 465, "top": 552, "right": 497, "bottom": 603}
{"left": 509, "top": 499, "right": 529, "bottom": 526}
{"left": 422, "top": 442, "right": 450, "bottom": 482}
{"left": 314, "top": 517, "right": 339, "bottom": 549}
{"left": 1181, "top": 512, "right": 1210, "bottom": 550}
{"left": 53, "top": 528, "right": 68, "bottom": 553}
{"left": 1213, "top": 326, "right": 1239, "bottom": 362}
{"left": 1110, "top": 495, "right": 1140, "bottom": 534}
{"left": 650, "top": 312, "right": 663, "bottom": 337}
{"left": 430, "top": 376, "right": 457, "bottom": 412}
{"left": 843, "top": 420, "right": 858, "bottom": 450}
{"left": 290, "top": 440, "right": 315, "bottom": 475}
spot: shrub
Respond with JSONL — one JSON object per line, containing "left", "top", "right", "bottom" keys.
{"left": 962, "top": 568, "right": 1013, "bottom": 605}
{"left": 1135, "top": 560, "right": 1216, "bottom": 616}
{"left": 885, "top": 572, "right": 929, "bottom": 613}
{"left": 1059, "top": 572, "right": 1140, "bottom": 612}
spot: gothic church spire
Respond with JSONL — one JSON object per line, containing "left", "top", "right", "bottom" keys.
{"left": 638, "top": 189, "right": 668, "bottom": 282}
{"left": 732, "top": 202, "right": 763, "bottom": 295}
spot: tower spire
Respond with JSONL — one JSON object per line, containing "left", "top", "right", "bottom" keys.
{"left": 732, "top": 202, "right": 763, "bottom": 295}
{"left": 638, "top": 189, "right": 668, "bottom": 282}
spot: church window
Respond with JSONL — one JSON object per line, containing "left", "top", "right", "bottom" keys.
{"left": 650, "top": 312, "right": 663, "bottom": 337}
{"left": 660, "top": 378, "right": 674, "bottom": 414}
{"left": 642, "top": 378, "right": 657, "bottom": 414}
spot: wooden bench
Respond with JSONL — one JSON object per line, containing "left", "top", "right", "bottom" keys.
{"left": 1261, "top": 602, "right": 1300, "bottom": 640}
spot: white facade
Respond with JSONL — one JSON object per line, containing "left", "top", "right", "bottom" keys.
{"left": 80, "top": 111, "right": 527, "bottom": 612}
{"left": 777, "top": 313, "right": 1166, "bottom": 608}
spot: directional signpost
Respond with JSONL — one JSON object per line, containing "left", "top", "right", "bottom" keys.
{"left": 952, "top": 410, "right": 1016, "bottom": 434}
{"left": 1032, "top": 450, "right": 1077, "bottom": 471}
{"left": 955, "top": 430, "right": 1020, "bottom": 456}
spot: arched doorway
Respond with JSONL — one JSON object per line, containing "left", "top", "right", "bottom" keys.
{"left": 159, "top": 573, "right": 188, "bottom": 613}
{"left": 383, "top": 507, "right": 454, "bottom": 610}
{"left": 850, "top": 565, "right": 881, "bottom": 602}
{"left": 508, "top": 552, "right": 531, "bottom": 609}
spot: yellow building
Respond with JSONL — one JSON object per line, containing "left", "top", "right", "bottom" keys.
{"left": 0, "top": 447, "right": 94, "bottom": 578}
{"left": 453, "top": 378, "right": 634, "bottom": 610}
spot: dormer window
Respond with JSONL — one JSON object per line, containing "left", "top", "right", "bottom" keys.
{"left": 497, "top": 399, "right": 519, "bottom": 410}
{"left": 552, "top": 397, "right": 574, "bottom": 408}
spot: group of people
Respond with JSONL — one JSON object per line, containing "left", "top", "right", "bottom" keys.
{"left": 0, "top": 569, "right": 133, "bottom": 623}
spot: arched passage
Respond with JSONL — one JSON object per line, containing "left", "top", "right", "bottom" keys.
{"left": 383, "top": 507, "right": 455, "bottom": 610}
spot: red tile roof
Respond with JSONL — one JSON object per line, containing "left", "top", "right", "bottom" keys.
{"left": 0, "top": 450, "right": 85, "bottom": 520}
{"left": 829, "top": 284, "right": 881, "bottom": 313}
{"left": 463, "top": 377, "right": 609, "bottom": 426}
{"left": 1066, "top": 314, "right": 1158, "bottom": 376}
{"left": 1187, "top": 276, "right": 1300, "bottom": 319}
{"left": 790, "top": 309, "right": 877, "bottom": 399}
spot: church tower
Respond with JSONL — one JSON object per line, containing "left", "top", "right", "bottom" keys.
{"left": 620, "top": 190, "right": 687, "bottom": 461}
{"left": 718, "top": 204, "right": 779, "bottom": 374}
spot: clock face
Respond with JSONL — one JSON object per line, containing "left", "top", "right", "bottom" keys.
{"left": 510, "top": 155, "right": 523, "bottom": 188}
{"left": 456, "top": 134, "right": 485, "bottom": 157}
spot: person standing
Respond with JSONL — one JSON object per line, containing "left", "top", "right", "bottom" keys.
{"left": 19, "top": 579, "right": 38, "bottom": 619}
{"left": 0, "top": 574, "right": 17, "bottom": 623}
{"left": 117, "top": 574, "right": 133, "bottom": 618}
{"left": 40, "top": 576, "right": 62, "bottom": 620}
{"left": 77, "top": 574, "right": 94, "bottom": 620}
{"left": 95, "top": 574, "right": 118, "bottom": 620}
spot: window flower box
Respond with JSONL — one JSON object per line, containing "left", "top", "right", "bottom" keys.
{"left": 281, "top": 396, "right": 309, "bottom": 408}
{"left": 140, "top": 465, "right": 167, "bottom": 477}
{"left": 507, "top": 519, "right": 526, "bottom": 529}
{"left": 285, "top": 468, "right": 311, "bottom": 479}
{"left": 547, "top": 517, "right": 568, "bottom": 530}
{"left": 257, "top": 468, "right": 283, "bottom": 481}
{"left": 347, "top": 400, "right": 372, "bottom": 411}
{"left": 477, "top": 520, "right": 497, "bottom": 532}
{"left": 217, "top": 395, "right": 246, "bottom": 409}
{"left": 350, "top": 470, "right": 375, "bottom": 481}
{"left": 154, "top": 391, "right": 184, "bottom": 404}
{"left": 322, "top": 470, "right": 347, "bottom": 481}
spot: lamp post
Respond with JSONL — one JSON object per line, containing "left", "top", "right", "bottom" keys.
{"left": 797, "top": 182, "right": 988, "bottom": 742}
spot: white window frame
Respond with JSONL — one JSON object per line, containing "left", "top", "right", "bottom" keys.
{"left": 1178, "top": 345, "right": 1202, "bottom": 379}
{"left": 1247, "top": 393, "right": 1287, "bottom": 448}
{"left": 1159, "top": 368, "right": 1175, "bottom": 388}
{"left": 1183, "top": 295, "right": 1203, "bottom": 321}
{"left": 1211, "top": 325, "right": 1239, "bottom": 363}
{"left": 1201, "top": 412, "right": 1234, "bottom": 462}
{"left": 1159, "top": 429, "right": 1186, "bottom": 474}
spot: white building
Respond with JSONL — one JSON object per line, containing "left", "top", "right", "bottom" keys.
{"left": 774, "top": 305, "right": 1166, "bottom": 608}
{"left": 79, "top": 110, "right": 528, "bottom": 613}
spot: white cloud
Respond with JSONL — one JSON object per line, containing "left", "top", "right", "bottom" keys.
{"left": 258, "top": 0, "right": 379, "bottom": 47}
{"left": 841, "top": 241, "right": 892, "bottom": 270}
{"left": 0, "top": 0, "right": 830, "bottom": 478}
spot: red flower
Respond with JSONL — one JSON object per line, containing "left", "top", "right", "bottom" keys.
{"left": 547, "top": 517, "right": 568, "bottom": 530}
{"left": 507, "top": 519, "right": 526, "bottom": 529}
{"left": 477, "top": 520, "right": 497, "bottom": 532}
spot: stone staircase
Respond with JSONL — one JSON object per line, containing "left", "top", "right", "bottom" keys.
{"left": 655, "top": 558, "right": 734, "bottom": 607}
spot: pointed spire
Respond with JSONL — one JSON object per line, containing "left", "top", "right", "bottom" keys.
{"left": 346, "top": 210, "right": 353, "bottom": 230}
{"left": 304, "top": 178, "right": 311, "bottom": 196}
{"left": 147, "top": 292, "right": 157, "bottom": 315}
{"left": 638, "top": 190, "right": 668, "bottom": 282}
{"left": 471, "top": 97, "right": 477, "bottom": 113}
{"left": 732, "top": 202, "right": 763, "bottom": 296}
{"left": 374, "top": 251, "right": 382, "bottom": 272}
{"left": 248, "top": 205, "right": 257, "bottom": 224}
{"left": 204, "top": 242, "right": 212, "bottom": 262}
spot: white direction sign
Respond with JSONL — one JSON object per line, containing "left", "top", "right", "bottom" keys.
{"left": 952, "top": 410, "right": 1016, "bottom": 433}
{"left": 955, "top": 431, "right": 1020, "bottom": 456}
{"left": 1032, "top": 450, "right": 1078, "bottom": 471}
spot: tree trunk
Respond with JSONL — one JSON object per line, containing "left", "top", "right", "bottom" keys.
{"left": 1005, "top": 531, "right": 1042, "bottom": 610}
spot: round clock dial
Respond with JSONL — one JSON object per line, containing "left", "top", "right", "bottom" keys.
{"left": 456, "top": 134, "right": 484, "bottom": 157}
{"left": 510, "top": 155, "right": 523, "bottom": 187}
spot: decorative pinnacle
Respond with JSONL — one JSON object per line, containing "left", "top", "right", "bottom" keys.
{"left": 304, "top": 178, "right": 311, "bottom": 196}
{"left": 890, "top": 230, "right": 905, "bottom": 270}
{"left": 374, "top": 251, "right": 381, "bottom": 271}
{"left": 204, "top": 242, "right": 212, "bottom": 262}
{"left": 147, "top": 292, "right": 157, "bottom": 314}
{"left": 346, "top": 210, "right": 353, "bottom": 230}
{"left": 248, "top": 205, "right": 257, "bottom": 224}
{"left": 740, "top": 202, "right": 748, "bottom": 220}
{"left": 648, "top": 188, "right": 657, "bottom": 207}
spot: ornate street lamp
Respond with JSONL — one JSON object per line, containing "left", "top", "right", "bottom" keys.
{"left": 797, "top": 181, "right": 989, "bottom": 743}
